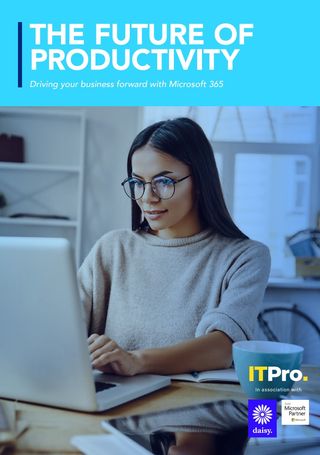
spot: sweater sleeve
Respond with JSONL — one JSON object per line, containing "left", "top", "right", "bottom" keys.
{"left": 77, "top": 237, "right": 111, "bottom": 336}
{"left": 195, "top": 242, "right": 271, "bottom": 342}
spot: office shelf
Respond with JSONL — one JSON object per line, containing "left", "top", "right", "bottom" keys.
{"left": 0, "top": 216, "right": 78, "bottom": 228}
{"left": 0, "top": 108, "right": 86, "bottom": 265}
{"left": 0, "top": 162, "right": 80, "bottom": 173}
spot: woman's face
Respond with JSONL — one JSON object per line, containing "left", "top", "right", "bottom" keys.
{"left": 131, "top": 145, "right": 202, "bottom": 238}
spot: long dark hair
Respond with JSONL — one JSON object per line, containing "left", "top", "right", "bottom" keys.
{"left": 127, "top": 117, "right": 248, "bottom": 239}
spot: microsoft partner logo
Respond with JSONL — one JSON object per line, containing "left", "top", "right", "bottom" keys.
{"left": 248, "top": 400, "right": 277, "bottom": 438}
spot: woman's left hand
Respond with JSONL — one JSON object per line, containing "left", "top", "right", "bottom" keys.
{"left": 88, "top": 334, "right": 141, "bottom": 376}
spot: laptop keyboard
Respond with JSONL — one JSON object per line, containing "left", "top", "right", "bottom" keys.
{"left": 95, "top": 381, "right": 117, "bottom": 393}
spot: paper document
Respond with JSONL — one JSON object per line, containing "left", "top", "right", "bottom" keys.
{"left": 171, "top": 368, "right": 239, "bottom": 383}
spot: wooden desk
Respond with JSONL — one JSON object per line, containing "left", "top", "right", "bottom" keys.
{"left": 1, "top": 366, "right": 319, "bottom": 454}
{"left": 0, "top": 382, "right": 245, "bottom": 453}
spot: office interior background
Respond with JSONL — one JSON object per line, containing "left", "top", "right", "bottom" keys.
{"left": 0, "top": 106, "right": 319, "bottom": 363}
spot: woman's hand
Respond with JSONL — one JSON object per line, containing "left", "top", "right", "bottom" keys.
{"left": 88, "top": 334, "right": 141, "bottom": 376}
{"left": 88, "top": 331, "right": 232, "bottom": 376}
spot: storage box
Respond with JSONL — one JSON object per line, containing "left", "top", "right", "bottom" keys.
{"left": 0, "top": 134, "right": 24, "bottom": 162}
{"left": 296, "top": 257, "right": 320, "bottom": 278}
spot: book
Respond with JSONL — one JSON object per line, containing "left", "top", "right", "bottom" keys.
{"left": 171, "top": 368, "right": 239, "bottom": 384}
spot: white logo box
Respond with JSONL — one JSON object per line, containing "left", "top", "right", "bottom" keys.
{"left": 281, "top": 400, "right": 309, "bottom": 425}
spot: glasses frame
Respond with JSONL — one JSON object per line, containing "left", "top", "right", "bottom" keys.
{"left": 121, "top": 174, "right": 191, "bottom": 200}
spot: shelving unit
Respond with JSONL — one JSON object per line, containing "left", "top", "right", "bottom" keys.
{"left": 0, "top": 108, "right": 86, "bottom": 266}
{"left": 0, "top": 162, "right": 81, "bottom": 173}
{"left": 0, "top": 217, "right": 78, "bottom": 227}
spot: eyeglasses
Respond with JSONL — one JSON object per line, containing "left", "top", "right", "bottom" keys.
{"left": 121, "top": 175, "right": 191, "bottom": 200}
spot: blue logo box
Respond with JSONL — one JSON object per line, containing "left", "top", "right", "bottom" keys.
{"left": 248, "top": 399, "right": 277, "bottom": 438}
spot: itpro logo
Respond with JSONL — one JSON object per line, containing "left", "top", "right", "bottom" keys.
{"left": 249, "top": 366, "right": 308, "bottom": 382}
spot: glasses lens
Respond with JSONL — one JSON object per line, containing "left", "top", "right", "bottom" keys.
{"left": 123, "top": 178, "right": 144, "bottom": 200}
{"left": 153, "top": 176, "right": 175, "bottom": 199}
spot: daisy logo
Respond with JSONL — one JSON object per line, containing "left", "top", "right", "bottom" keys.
{"left": 252, "top": 404, "right": 273, "bottom": 425}
{"left": 248, "top": 400, "right": 277, "bottom": 438}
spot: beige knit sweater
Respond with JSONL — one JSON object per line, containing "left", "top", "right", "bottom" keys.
{"left": 78, "top": 228, "right": 271, "bottom": 350}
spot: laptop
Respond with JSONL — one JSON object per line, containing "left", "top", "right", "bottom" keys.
{"left": 0, "top": 236, "right": 170, "bottom": 412}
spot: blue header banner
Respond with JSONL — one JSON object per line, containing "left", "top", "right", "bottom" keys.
{"left": 1, "top": 0, "right": 319, "bottom": 105}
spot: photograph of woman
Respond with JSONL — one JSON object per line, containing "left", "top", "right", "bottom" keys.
{"left": 78, "top": 117, "right": 271, "bottom": 376}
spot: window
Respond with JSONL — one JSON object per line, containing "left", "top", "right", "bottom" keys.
{"left": 233, "top": 154, "right": 311, "bottom": 276}
{"left": 143, "top": 107, "right": 320, "bottom": 278}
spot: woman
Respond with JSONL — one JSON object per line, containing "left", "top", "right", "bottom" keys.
{"left": 78, "top": 117, "right": 271, "bottom": 376}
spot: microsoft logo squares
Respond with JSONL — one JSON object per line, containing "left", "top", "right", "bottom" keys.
{"left": 248, "top": 399, "right": 277, "bottom": 438}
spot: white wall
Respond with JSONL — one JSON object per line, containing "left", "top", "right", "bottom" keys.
{"left": 81, "top": 107, "right": 141, "bottom": 260}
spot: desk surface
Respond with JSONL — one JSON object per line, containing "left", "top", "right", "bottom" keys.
{"left": 1, "top": 381, "right": 245, "bottom": 453}
{"left": 1, "top": 366, "right": 319, "bottom": 454}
